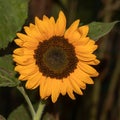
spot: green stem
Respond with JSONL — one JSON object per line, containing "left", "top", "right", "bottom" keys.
{"left": 33, "top": 101, "right": 46, "bottom": 120}
{"left": 17, "top": 86, "right": 35, "bottom": 118}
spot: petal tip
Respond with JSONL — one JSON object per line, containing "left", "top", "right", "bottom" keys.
{"left": 59, "top": 10, "right": 64, "bottom": 15}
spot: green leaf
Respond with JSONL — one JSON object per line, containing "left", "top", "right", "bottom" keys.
{"left": 7, "top": 105, "right": 31, "bottom": 120}
{"left": 43, "top": 113, "right": 55, "bottom": 120}
{"left": 0, "top": 0, "right": 28, "bottom": 49}
{"left": 0, "top": 115, "right": 6, "bottom": 120}
{"left": 88, "top": 21, "right": 119, "bottom": 40}
{"left": 0, "top": 55, "right": 20, "bottom": 87}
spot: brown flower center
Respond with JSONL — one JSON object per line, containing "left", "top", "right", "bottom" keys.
{"left": 34, "top": 36, "right": 78, "bottom": 79}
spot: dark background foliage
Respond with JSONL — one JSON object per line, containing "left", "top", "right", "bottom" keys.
{"left": 0, "top": 0, "right": 120, "bottom": 120}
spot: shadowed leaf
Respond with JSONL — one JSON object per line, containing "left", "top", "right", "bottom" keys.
{"left": 0, "top": 0, "right": 28, "bottom": 49}
{"left": 7, "top": 105, "right": 31, "bottom": 120}
{"left": 0, "top": 55, "right": 20, "bottom": 87}
{"left": 88, "top": 21, "right": 119, "bottom": 40}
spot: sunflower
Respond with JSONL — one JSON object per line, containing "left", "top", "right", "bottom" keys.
{"left": 13, "top": 11, "right": 100, "bottom": 103}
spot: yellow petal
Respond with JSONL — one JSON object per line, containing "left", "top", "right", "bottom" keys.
{"left": 40, "top": 76, "right": 47, "bottom": 99}
{"left": 29, "top": 23, "right": 45, "bottom": 41}
{"left": 15, "top": 63, "right": 38, "bottom": 75}
{"left": 78, "top": 25, "right": 89, "bottom": 37}
{"left": 50, "top": 16, "right": 55, "bottom": 26}
{"left": 14, "top": 39, "right": 24, "bottom": 47}
{"left": 29, "top": 23, "right": 34, "bottom": 28}
{"left": 12, "top": 54, "right": 35, "bottom": 65}
{"left": 43, "top": 77, "right": 52, "bottom": 97}
{"left": 22, "top": 41, "right": 38, "bottom": 49}
{"left": 67, "top": 30, "right": 81, "bottom": 44}
{"left": 75, "top": 44, "right": 97, "bottom": 54}
{"left": 76, "top": 67, "right": 94, "bottom": 84}
{"left": 76, "top": 37, "right": 90, "bottom": 46}
{"left": 83, "top": 59, "right": 100, "bottom": 65}
{"left": 44, "top": 16, "right": 55, "bottom": 38}
{"left": 67, "top": 89, "right": 76, "bottom": 100}
{"left": 43, "top": 15, "right": 49, "bottom": 21}
{"left": 65, "top": 19, "right": 80, "bottom": 39}
{"left": 69, "top": 76, "right": 83, "bottom": 95}
{"left": 15, "top": 63, "right": 35, "bottom": 71}
{"left": 51, "top": 79, "right": 60, "bottom": 103}
{"left": 60, "top": 79, "right": 66, "bottom": 95}
{"left": 13, "top": 48, "right": 34, "bottom": 56}
{"left": 82, "top": 77, "right": 94, "bottom": 84}
{"left": 13, "top": 55, "right": 35, "bottom": 65}
{"left": 50, "top": 17, "right": 56, "bottom": 35}
{"left": 70, "top": 69, "right": 86, "bottom": 89}
{"left": 16, "top": 33, "right": 39, "bottom": 49}
{"left": 13, "top": 48, "right": 24, "bottom": 55}
{"left": 63, "top": 78, "right": 76, "bottom": 100}
{"left": 17, "top": 33, "right": 38, "bottom": 43}
{"left": 24, "top": 26, "right": 42, "bottom": 40}
{"left": 25, "top": 72, "right": 42, "bottom": 89}
{"left": 78, "top": 62, "right": 99, "bottom": 77}
{"left": 35, "top": 17, "right": 53, "bottom": 40}
{"left": 55, "top": 11, "right": 66, "bottom": 36}
{"left": 35, "top": 17, "right": 47, "bottom": 39}
{"left": 76, "top": 53, "right": 96, "bottom": 62}
{"left": 24, "top": 26, "right": 33, "bottom": 37}
{"left": 75, "top": 39, "right": 98, "bottom": 53}
{"left": 19, "top": 75, "right": 28, "bottom": 81}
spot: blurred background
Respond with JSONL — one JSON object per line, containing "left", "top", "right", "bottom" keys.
{"left": 0, "top": 0, "right": 120, "bottom": 120}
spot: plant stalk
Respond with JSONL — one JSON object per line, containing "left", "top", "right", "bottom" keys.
{"left": 33, "top": 101, "right": 46, "bottom": 120}
{"left": 17, "top": 86, "right": 36, "bottom": 119}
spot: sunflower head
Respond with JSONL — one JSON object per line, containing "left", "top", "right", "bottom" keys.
{"left": 13, "top": 11, "right": 100, "bottom": 103}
